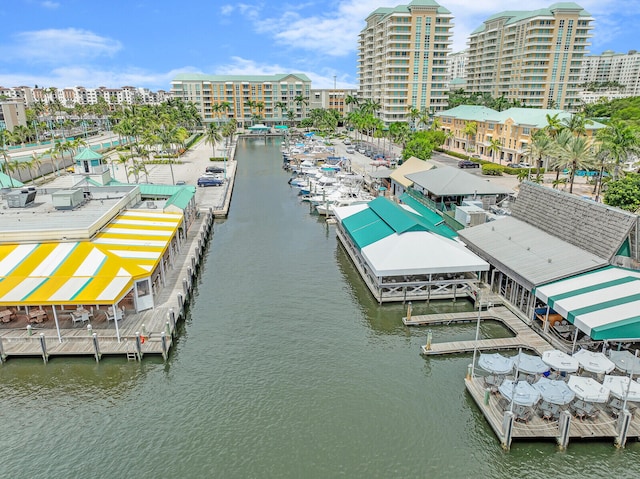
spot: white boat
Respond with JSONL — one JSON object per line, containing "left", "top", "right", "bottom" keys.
{"left": 314, "top": 190, "right": 374, "bottom": 215}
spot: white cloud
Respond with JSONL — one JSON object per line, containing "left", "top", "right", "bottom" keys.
{"left": 41, "top": 1, "right": 60, "bottom": 8}
{"left": 0, "top": 29, "right": 122, "bottom": 65}
{"left": 220, "top": 5, "right": 233, "bottom": 15}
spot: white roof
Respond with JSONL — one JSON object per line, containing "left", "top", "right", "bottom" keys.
{"left": 361, "top": 231, "right": 489, "bottom": 277}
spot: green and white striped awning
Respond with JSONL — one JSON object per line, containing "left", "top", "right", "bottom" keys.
{"left": 535, "top": 266, "right": 640, "bottom": 341}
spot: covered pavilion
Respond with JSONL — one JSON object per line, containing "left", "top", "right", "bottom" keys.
{"left": 334, "top": 197, "right": 489, "bottom": 303}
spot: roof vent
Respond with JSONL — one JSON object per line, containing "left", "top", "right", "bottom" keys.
{"left": 548, "top": 258, "right": 552, "bottom": 263}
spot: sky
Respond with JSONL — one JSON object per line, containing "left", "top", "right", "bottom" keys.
{"left": 0, "top": 0, "right": 638, "bottom": 91}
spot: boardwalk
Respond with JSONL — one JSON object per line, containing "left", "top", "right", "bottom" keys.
{"left": 404, "top": 307, "right": 555, "bottom": 356}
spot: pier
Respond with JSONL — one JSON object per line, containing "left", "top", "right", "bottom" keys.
{"left": 404, "top": 307, "right": 555, "bottom": 356}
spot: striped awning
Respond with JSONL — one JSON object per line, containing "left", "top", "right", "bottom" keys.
{"left": 535, "top": 267, "right": 640, "bottom": 341}
{"left": 0, "top": 210, "right": 183, "bottom": 306}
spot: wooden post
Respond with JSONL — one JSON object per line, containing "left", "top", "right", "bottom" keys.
{"left": 557, "top": 410, "right": 572, "bottom": 449}
{"left": 501, "top": 410, "right": 514, "bottom": 450}
{"left": 169, "top": 309, "right": 176, "bottom": 332}
{"left": 615, "top": 410, "right": 632, "bottom": 448}
{"left": 182, "top": 278, "right": 189, "bottom": 295}
{"left": 133, "top": 332, "right": 141, "bottom": 360}
{"left": 92, "top": 333, "right": 101, "bottom": 363}
{"left": 39, "top": 333, "right": 48, "bottom": 364}
{"left": 177, "top": 293, "right": 184, "bottom": 313}
{"left": 160, "top": 332, "right": 168, "bottom": 361}
{"left": 0, "top": 337, "right": 4, "bottom": 363}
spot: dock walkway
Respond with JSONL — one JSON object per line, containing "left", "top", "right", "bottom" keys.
{"left": 405, "top": 307, "right": 555, "bottom": 356}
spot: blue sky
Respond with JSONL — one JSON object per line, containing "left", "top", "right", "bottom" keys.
{"left": 0, "top": 0, "right": 638, "bottom": 91}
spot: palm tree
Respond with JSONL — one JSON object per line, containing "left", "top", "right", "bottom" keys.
{"left": 596, "top": 120, "right": 640, "bottom": 181}
{"left": 408, "top": 106, "right": 421, "bottom": 131}
{"left": 204, "top": 123, "right": 222, "bottom": 158}
{"left": 561, "top": 113, "right": 593, "bottom": 138}
{"left": 462, "top": 121, "right": 478, "bottom": 153}
{"left": 544, "top": 113, "right": 562, "bottom": 139}
{"left": 486, "top": 138, "right": 502, "bottom": 164}
{"left": 553, "top": 131, "right": 596, "bottom": 193}
{"left": 524, "top": 131, "right": 554, "bottom": 173}
{"left": 275, "top": 101, "right": 287, "bottom": 123}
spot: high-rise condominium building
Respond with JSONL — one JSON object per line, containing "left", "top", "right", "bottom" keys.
{"left": 447, "top": 49, "right": 468, "bottom": 82}
{"left": 580, "top": 50, "right": 640, "bottom": 97}
{"left": 171, "top": 73, "right": 311, "bottom": 127}
{"left": 358, "top": 0, "right": 453, "bottom": 124}
{"left": 466, "top": 3, "right": 593, "bottom": 110}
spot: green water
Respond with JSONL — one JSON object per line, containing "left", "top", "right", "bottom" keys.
{"left": 1, "top": 137, "right": 639, "bottom": 478}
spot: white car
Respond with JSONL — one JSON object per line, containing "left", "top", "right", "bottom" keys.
{"left": 346, "top": 147, "right": 355, "bottom": 154}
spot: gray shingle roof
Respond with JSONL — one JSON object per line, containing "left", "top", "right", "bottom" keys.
{"left": 406, "top": 166, "right": 513, "bottom": 197}
{"left": 458, "top": 217, "right": 607, "bottom": 290}
{"left": 512, "top": 182, "right": 638, "bottom": 261}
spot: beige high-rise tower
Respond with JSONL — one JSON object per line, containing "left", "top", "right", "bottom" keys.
{"left": 358, "top": 0, "right": 453, "bottom": 124}
{"left": 466, "top": 3, "right": 594, "bottom": 110}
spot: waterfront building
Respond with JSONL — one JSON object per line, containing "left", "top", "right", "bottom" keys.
{"left": 170, "top": 73, "right": 311, "bottom": 128}
{"left": 580, "top": 50, "right": 640, "bottom": 97}
{"left": 388, "top": 156, "right": 435, "bottom": 198}
{"left": 333, "top": 196, "right": 489, "bottom": 303}
{"left": 458, "top": 182, "right": 640, "bottom": 323}
{"left": 358, "top": 0, "right": 453, "bottom": 124}
{"left": 466, "top": 3, "right": 594, "bottom": 110}
{"left": 436, "top": 105, "right": 605, "bottom": 164}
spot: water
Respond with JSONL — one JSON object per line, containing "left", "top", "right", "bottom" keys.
{"left": 1, "top": 137, "right": 639, "bottom": 478}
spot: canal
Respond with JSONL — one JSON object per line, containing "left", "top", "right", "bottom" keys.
{"left": 1, "top": 137, "right": 639, "bottom": 478}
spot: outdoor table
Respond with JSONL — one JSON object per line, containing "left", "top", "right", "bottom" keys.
{"left": 28, "top": 309, "right": 47, "bottom": 323}
{"left": 70, "top": 310, "right": 90, "bottom": 326}
{"left": 0, "top": 309, "right": 16, "bottom": 323}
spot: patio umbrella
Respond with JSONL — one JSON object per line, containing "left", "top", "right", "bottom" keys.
{"left": 542, "top": 349, "right": 580, "bottom": 373}
{"left": 567, "top": 375, "right": 610, "bottom": 403}
{"left": 603, "top": 375, "right": 640, "bottom": 402}
{"left": 573, "top": 349, "right": 615, "bottom": 374}
{"left": 532, "top": 377, "right": 575, "bottom": 405}
{"left": 513, "top": 351, "right": 550, "bottom": 375}
{"left": 608, "top": 350, "right": 640, "bottom": 375}
{"left": 478, "top": 353, "right": 514, "bottom": 375}
{"left": 498, "top": 379, "right": 541, "bottom": 407}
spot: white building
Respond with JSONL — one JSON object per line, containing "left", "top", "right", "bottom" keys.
{"left": 580, "top": 50, "right": 640, "bottom": 97}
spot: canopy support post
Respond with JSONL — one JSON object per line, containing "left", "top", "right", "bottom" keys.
{"left": 113, "top": 302, "right": 121, "bottom": 343}
{"left": 52, "top": 305, "right": 62, "bottom": 343}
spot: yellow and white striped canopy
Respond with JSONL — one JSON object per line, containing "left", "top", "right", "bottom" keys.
{"left": 0, "top": 210, "right": 182, "bottom": 306}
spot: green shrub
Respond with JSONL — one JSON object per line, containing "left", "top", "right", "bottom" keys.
{"left": 482, "top": 164, "right": 504, "bottom": 176}
{"left": 209, "top": 157, "right": 226, "bottom": 162}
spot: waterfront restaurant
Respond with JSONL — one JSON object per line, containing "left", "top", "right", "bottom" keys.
{"left": 333, "top": 197, "right": 489, "bottom": 303}
{"left": 458, "top": 182, "right": 640, "bottom": 329}
{"left": 0, "top": 185, "right": 186, "bottom": 341}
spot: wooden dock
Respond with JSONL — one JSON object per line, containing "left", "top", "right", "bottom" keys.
{"left": 0, "top": 210, "right": 215, "bottom": 363}
{"left": 404, "top": 307, "right": 555, "bottom": 356}
{"left": 465, "top": 376, "right": 640, "bottom": 447}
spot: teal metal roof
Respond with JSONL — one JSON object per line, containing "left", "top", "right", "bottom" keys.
{"left": 164, "top": 187, "right": 196, "bottom": 210}
{"left": 341, "top": 197, "right": 456, "bottom": 249}
{"left": 398, "top": 194, "right": 458, "bottom": 239}
{"left": 74, "top": 148, "right": 103, "bottom": 161}
{"left": 0, "top": 172, "right": 24, "bottom": 188}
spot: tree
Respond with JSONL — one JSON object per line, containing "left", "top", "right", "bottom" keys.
{"left": 486, "top": 138, "right": 502, "bottom": 163}
{"left": 462, "top": 121, "right": 478, "bottom": 153}
{"left": 604, "top": 173, "right": 640, "bottom": 212}
{"left": 552, "top": 130, "right": 596, "bottom": 193}
{"left": 204, "top": 123, "right": 222, "bottom": 158}
{"left": 597, "top": 120, "right": 640, "bottom": 181}
{"left": 523, "top": 130, "right": 554, "bottom": 172}
{"left": 275, "top": 101, "right": 288, "bottom": 122}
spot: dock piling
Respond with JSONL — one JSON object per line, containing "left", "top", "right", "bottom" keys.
{"left": 615, "top": 410, "right": 632, "bottom": 448}
{"left": 135, "top": 332, "right": 143, "bottom": 360}
{"left": 0, "top": 337, "right": 4, "bottom": 363}
{"left": 557, "top": 410, "right": 572, "bottom": 449}
{"left": 39, "top": 333, "right": 48, "bottom": 364}
{"left": 501, "top": 411, "right": 514, "bottom": 450}
{"left": 160, "top": 332, "right": 168, "bottom": 361}
{"left": 92, "top": 333, "right": 101, "bottom": 362}
{"left": 169, "top": 309, "right": 176, "bottom": 332}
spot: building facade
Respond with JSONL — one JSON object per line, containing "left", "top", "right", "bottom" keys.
{"left": 170, "top": 73, "right": 311, "bottom": 127}
{"left": 309, "top": 89, "right": 358, "bottom": 116}
{"left": 437, "top": 105, "right": 604, "bottom": 164}
{"left": 466, "top": 3, "right": 594, "bottom": 110}
{"left": 358, "top": 0, "right": 453, "bottom": 124}
{"left": 580, "top": 50, "right": 640, "bottom": 97}
{"left": 447, "top": 49, "right": 468, "bottom": 81}
{"left": 0, "top": 101, "right": 27, "bottom": 131}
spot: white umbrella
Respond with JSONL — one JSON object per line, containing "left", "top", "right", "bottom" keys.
{"left": 513, "top": 351, "right": 550, "bottom": 375}
{"left": 603, "top": 375, "right": 640, "bottom": 402}
{"left": 567, "top": 375, "right": 610, "bottom": 403}
{"left": 573, "top": 349, "right": 615, "bottom": 374}
{"left": 532, "top": 377, "right": 575, "bottom": 405}
{"left": 478, "top": 353, "right": 514, "bottom": 375}
{"left": 608, "top": 350, "right": 640, "bottom": 375}
{"left": 498, "top": 379, "right": 541, "bottom": 407}
{"left": 542, "top": 349, "right": 580, "bottom": 373}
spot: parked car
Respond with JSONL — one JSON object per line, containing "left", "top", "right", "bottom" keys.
{"left": 458, "top": 160, "right": 480, "bottom": 169}
{"left": 346, "top": 147, "right": 355, "bottom": 154}
{"left": 343, "top": 139, "right": 352, "bottom": 145}
{"left": 518, "top": 162, "right": 532, "bottom": 168}
{"left": 197, "top": 176, "right": 224, "bottom": 187}
{"left": 470, "top": 154, "right": 481, "bottom": 159}
{"left": 206, "top": 165, "right": 225, "bottom": 173}
{"left": 175, "top": 180, "right": 186, "bottom": 186}
{"left": 506, "top": 163, "right": 521, "bottom": 168}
